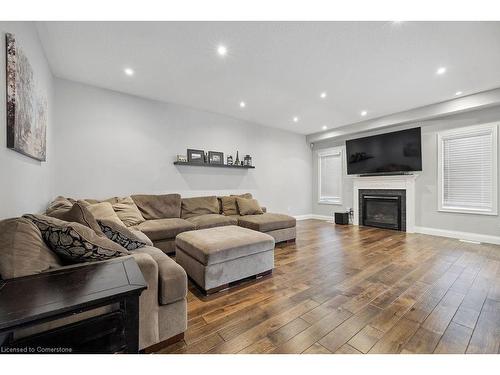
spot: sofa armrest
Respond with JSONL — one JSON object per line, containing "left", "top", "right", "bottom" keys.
{"left": 128, "top": 252, "right": 160, "bottom": 349}
{"left": 261, "top": 206, "right": 267, "bottom": 213}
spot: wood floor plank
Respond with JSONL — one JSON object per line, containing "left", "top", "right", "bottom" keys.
{"left": 434, "top": 322, "right": 473, "bottom": 354}
{"left": 466, "top": 298, "right": 500, "bottom": 354}
{"left": 272, "top": 308, "right": 352, "bottom": 354}
{"left": 303, "top": 343, "right": 332, "bottom": 354}
{"left": 348, "top": 325, "right": 385, "bottom": 353}
{"left": 319, "top": 305, "right": 381, "bottom": 353}
{"left": 208, "top": 299, "right": 319, "bottom": 354}
{"left": 368, "top": 318, "right": 420, "bottom": 354}
{"left": 403, "top": 327, "right": 442, "bottom": 353}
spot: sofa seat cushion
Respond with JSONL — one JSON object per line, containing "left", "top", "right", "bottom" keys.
{"left": 185, "top": 214, "right": 237, "bottom": 230}
{"left": 134, "top": 246, "right": 187, "bottom": 305}
{"left": 131, "top": 194, "right": 181, "bottom": 220}
{"left": 133, "top": 218, "right": 195, "bottom": 241}
{"left": 237, "top": 213, "right": 296, "bottom": 232}
{"left": 176, "top": 225, "right": 275, "bottom": 266}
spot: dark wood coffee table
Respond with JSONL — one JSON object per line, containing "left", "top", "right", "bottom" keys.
{"left": 0, "top": 257, "right": 147, "bottom": 354}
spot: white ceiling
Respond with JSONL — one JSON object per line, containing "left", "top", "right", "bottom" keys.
{"left": 36, "top": 21, "right": 500, "bottom": 135}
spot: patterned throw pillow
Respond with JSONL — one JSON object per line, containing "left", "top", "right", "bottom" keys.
{"left": 97, "top": 219, "right": 147, "bottom": 250}
{"left": 23, "top": 214, "right": 129, "bottom": 264}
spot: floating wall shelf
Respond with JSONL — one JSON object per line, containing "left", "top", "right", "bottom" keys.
{"left": 173, "top": 161, "right": 255, "bottom": 169}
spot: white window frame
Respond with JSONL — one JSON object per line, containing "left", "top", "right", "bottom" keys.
{"left": 437, "top": 123, "right": 498, "bottom": 215}
{"left": 317, "top": 146, "right": 343, "bottom": 205}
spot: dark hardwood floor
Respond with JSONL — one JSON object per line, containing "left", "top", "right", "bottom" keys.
{"left": 159, "top": 219, "right": 500, "bottom": 354}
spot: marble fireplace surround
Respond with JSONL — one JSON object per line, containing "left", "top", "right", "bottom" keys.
{"left": 353, "top": 174, "right": 418, "bottom": 233}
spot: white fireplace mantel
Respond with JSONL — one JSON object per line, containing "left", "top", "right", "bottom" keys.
{"left": 353, "top": 174, "right": 418, "bottom": 233}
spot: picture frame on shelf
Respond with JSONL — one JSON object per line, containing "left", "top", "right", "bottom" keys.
{"left": 187, "top": 149, "right": 205, "bottom": 163}
{"left": 208, "top": 151, "right": 224, "bottom": 165}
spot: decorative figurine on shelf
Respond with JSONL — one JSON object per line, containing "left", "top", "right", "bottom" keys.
{"left": 227, "top": 155, "right": 233, "bottom": 165}
{"left": 176, "top": 155, "right": 187, "bottom": 163}
{"left": 235, "top": 151, "right": 240, "bottom": 165}
{"left": 244, "top": 155, "right": 252, "bottom": 166}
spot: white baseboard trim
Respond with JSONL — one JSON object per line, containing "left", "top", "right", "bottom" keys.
{"left": 414, "top": 226, "right": 500, "bottom": 245}
{"left": 294, "top": 214, "right": 331, "bottom": 221}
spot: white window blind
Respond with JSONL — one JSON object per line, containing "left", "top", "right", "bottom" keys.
{"left": 438, "top": 124, "right": 498, "bottom": 215}
{"left": 318, "top": 148, "right": 343, "bottom": 204}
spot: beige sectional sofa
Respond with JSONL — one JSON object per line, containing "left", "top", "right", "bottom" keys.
{"left": 0, "top": 192, "right": 296, "bottom": 352}
{"left": 47, "top": 193, "right": 295, "bottom": 254}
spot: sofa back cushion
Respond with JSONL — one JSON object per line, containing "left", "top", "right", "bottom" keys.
{"left": 0, "top": 218, "right": 62, "bottom": 279}
{"left": 132, "top": 194, "right": 181, "bottom": 219}
{"left": 24, "top": 214, "right": 129, "bottom": 264}
{"left": 236, "top": 197, "right": 264, "bottom": 216}
{"left": 45, "top": 196, "right": 75, "bottom": 219}
{"left": 110, "top": 196, "right": 145, "bottom": 227}
{"left": 181, "top": 196, "right": 219, "bottom": 219}
{"left": 231, "top": 193, "right": 253, "bottom": 199}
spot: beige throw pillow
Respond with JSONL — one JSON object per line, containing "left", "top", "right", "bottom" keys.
{"left": 0, "top": 218, "right": 62, "bottom": 279}
{"left": 81, "top": 201, "right": 124, "bottom": 226}
{"left": 24, "top": 214, "right": 129, "bottom": 264}
{"left": 111, "top": 196, "right": 145, "bottom": 227}
{"left": 62, "top": 202, "right": 103, "bottom": 235}
{"left": 236, "top": 197, "right": 264, "bottom": 216}
{"left": 220, "top": 196, "right": 238, "bottom": 216}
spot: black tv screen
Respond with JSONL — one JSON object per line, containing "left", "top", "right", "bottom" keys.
{"left": 346, "top": 127, "right": 422, "bottom": 175}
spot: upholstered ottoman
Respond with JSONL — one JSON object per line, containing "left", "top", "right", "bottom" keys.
{"left": 175, "top": 225, "right": 275, "bottom": 294}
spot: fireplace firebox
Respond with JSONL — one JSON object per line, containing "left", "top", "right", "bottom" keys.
{"left": 359, "top": 189, "right": 406, "bottom": 231}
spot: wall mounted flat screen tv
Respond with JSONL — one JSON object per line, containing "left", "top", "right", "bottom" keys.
{"left": 346, "top": 127, "right": 422, "bottom": 175}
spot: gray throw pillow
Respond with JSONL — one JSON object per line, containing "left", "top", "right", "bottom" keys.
{"left": 97, "top": 219, "right": 147, "bottom": 250}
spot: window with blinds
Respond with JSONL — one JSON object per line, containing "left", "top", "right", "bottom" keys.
{"left": 438, "top": 123, "right": 498, "bottom": 215}
{"left": 318, "top": 147, "right": 343, "bottom": 204}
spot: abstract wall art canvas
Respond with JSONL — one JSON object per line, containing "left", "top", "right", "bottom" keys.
{"left": 6, "top": 32, "right": 47, "bottom": 161}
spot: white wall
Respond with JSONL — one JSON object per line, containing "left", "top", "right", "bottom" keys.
{"left": 0, "top": 22, "right": 54, "bottom": 218}
{"left": 312, "top": 105, "right": 500, "bottom": 237}
{"left": 53, "top": 78, "right": 312, "bottom": 216}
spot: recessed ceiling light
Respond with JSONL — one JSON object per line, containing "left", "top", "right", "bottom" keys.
{"left": 322, "top": 125, "right": 328, "bottom": 130}
{"left": 293, "top": 117, "right": 299, "bottom": 123}
{"left": 361, "top": 111, "right": 367, "bottom": 117}
{"left": 239, "top": 101, "right": 246, "bottom": 108}
{"left": 436, "top": 67, "right": 447, "bottom": 75}
{"left": 320, "top": 92, "right": 327, "bottom": 99}
{"left": 217, "top": 45, "right": 227, "bottom": 56}
{"left": 455, "top": 91, "right": 463, "bottom": 96}
{"left": 124, "top": 68, "right": 134, "bottom": 76}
